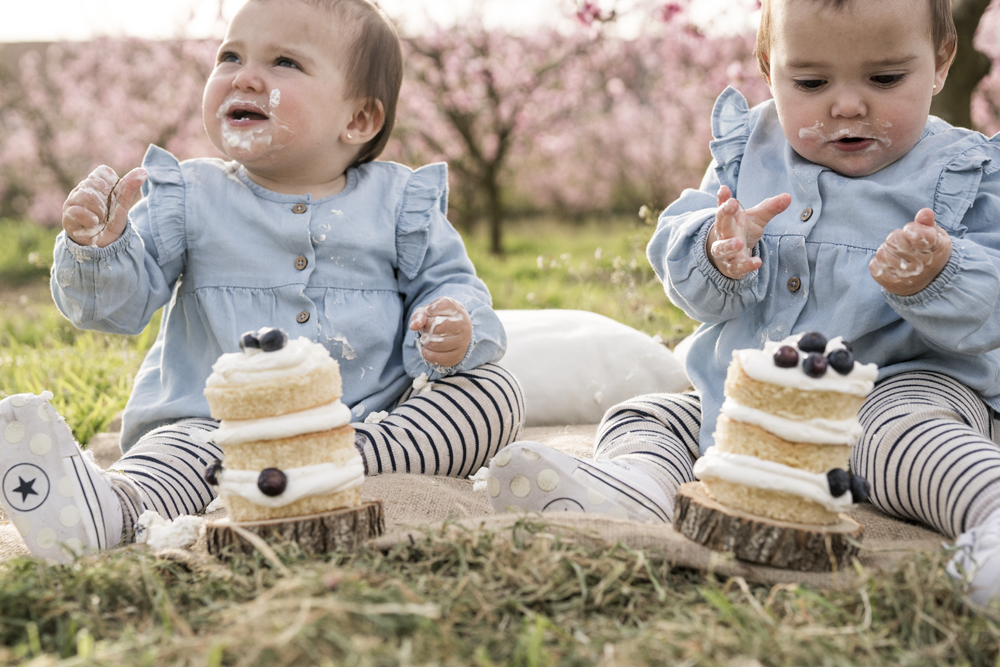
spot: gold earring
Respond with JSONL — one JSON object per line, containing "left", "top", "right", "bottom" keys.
{"left": 933, "top": 84, "right": 937, "bottom": 90}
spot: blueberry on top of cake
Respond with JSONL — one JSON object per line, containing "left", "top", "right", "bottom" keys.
{"left": 737, "top": 332, "right": 878, "bottom": 396}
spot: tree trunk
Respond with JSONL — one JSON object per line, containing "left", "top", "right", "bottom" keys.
{"left": 484, "top": 166, "right": 505, "bottom": 255}
{"left": 673, "top": 482, "right": 863, "bottom": 572}
{"left": 206, "top": 500, "right": 384, "bottom": 559}
{"left": 931, "top": 0, "right": 993, "bottom": 128}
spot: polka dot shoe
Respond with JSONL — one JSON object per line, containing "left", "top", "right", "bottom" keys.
{"left": 0, "top": 392, "right": 123, "bottom": 564}
{"left": 486, "top": 441, "right": 672, "bottom": 523}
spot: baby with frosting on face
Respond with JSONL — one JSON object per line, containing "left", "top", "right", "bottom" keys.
{"left": 488, "top": 0, "right": 1000, "bottom": 603}
{"left": 0, "top": 0, "right": 524, "bottom": 564}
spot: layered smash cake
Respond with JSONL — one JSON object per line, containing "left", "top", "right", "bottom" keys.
{"left": 693, "top": 332, "right": 877, "bottom": 525}
{"left": 203, "top": 328, "right": 364, "bottom": 522}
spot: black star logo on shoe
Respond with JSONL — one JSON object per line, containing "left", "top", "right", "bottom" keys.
{"left": 2, "top": 463, "right": 50, "bottom": 512}
{"left": 12, "top": 476, "right": 38, "bottom": 503}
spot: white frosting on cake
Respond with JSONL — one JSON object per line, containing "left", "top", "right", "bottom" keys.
{"left": 205, "top": 336, "right": 335, "bottom": 387}
{"left": 720, "top": 398, "right": 862, "bottom": 446}
{"left": 693, "top": 449, "right": 854, "bottom": 513}
{"left": 218, "top": 456, "right": 364, "bottom": 508}
{"left": 735, "top": 335, "right": 877, "bottom": 396}
{"left": 212, "top": 399, "right": 351, "bottom": 446}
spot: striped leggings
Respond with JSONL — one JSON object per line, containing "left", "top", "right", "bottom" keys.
{"left": 107, "top": 363, "right": 524, "bottom": 536}
{"left": 593, "top": 371, "right": 1000, "bottom": 538}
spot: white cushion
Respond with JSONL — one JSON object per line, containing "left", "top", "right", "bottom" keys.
{"left": 496, "top": 310, "right": 691, "bottom": 426}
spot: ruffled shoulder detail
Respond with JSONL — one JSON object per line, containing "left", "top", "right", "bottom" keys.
{"left": 141, "top": 145, "right": 187, "bottom": 265}
{"left": 709, "top": 87, "right": 751, "bottom": 193}
{"left": 396, "top": 162, "right": 448, "bottom": 280}
{"left": 934, "top": 133, "right": 1000, "bottom": 232}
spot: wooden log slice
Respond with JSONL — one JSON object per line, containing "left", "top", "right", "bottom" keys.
{"left": 206, "top": 500, "right": 384, "bottom": 559}
{"left": 673, "top": 482, "right": 863, "bottom": 572}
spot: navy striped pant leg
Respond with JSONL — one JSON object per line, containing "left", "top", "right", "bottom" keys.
{"left": 852, "top": 371, "right": 1000, "bottom": 539}
{"left": 593, "top": 392, "right": 702, "bottom": 504}
{"left": 354, "top": 363, "right": 525, "bottom": 478}
{"left": 108, "top": 418, "right": 222, "bottom": 539}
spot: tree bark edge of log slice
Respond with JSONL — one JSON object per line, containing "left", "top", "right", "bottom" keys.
{"left": 673, "top": 482, "right": 863, "bottom": 572}
{"left": 206, "top": 499, "right": 385, "bottom": 559}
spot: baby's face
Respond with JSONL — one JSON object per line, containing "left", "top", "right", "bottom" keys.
{"left": 202, "top": 0, "right": 357, "bottom": 186}
{"left": 766, "top": 0, "right": 950, "bottom": 178}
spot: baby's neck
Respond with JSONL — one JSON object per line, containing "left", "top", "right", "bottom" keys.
{"left": 243, "top": 169, "right": 349, "bottom": 199}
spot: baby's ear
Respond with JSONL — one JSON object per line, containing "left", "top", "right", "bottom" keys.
{"left": 933, "top": 40, "right": 957, "bottom": 92}
{"left": 344, "top": 98, "right": 385, "bottom": 143}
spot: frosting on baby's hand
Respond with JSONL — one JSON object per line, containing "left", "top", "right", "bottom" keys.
{"left": 870, "top": 208, "right": 951, "bottom": 296}
{"left": 62, "top": 166, "right": 146, "bottom": 248}
{"left": 707, "top": 186, "right": 790, "bottom": 280}
{"left": 409, "top": 296, "right": 472, "bottom": 369}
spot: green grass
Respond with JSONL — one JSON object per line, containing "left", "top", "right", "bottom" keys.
{"left": 0, "top": 217, "right": 997, "bottom": 666}
{"left": 0, "top": 219, "right": 61, "bottom": 287}
{"left": 0, "top": 281, "right": 161, "bottom": 447}
{"left": 465, "top": 216, "right": 696, "bottom": 345}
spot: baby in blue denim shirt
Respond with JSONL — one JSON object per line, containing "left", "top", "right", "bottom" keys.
{"left": 488, "top": 0, "right": 1000, "bottom": 604}
{"left": 0, "top": 0, "right": 523, "bottom": 563}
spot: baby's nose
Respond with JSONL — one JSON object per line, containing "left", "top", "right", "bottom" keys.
{"left": 830, "top": 89, "right": 867, "bottom": 118}
{"left": 232, "top": 66, "right": 266, "bottom": 93}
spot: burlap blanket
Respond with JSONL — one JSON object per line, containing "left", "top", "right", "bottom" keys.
{"left": 0, "top": 424, "right": 947, "bottom": 588}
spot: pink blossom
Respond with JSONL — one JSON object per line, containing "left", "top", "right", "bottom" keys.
{"left": 655, "top": 2, "right": 685, "bottom": 23}
{"left": 576, "top": 1, "right": 603, "bottom": 26}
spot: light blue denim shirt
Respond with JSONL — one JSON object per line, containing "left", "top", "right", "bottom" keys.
{"left": 52, "top": 146, "right": 505, "bottom": 451}
{"left": 649, "top": 87, "right": 1000, "bottom": 454}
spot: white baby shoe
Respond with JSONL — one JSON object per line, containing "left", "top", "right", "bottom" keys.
{"left": 0, "top": 392, "right": 124, "bottom": 564}
{"left": 949, "top": 509, "right": 1000, "bottom": 607}
{"left": 486, "top": 441, "right": 673, "bottom": 523}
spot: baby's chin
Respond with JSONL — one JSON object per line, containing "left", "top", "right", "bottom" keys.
{"left": 794, "top": 145, "right": 905, "bottom": 178}
{"left": 209, "top": 131, "right": 285, "bottom": 166}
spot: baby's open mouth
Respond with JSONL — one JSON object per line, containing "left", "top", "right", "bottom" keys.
{"left": 838, "top": 137, "right": 865, "bottom": 143}
{"left": 229, "top": 109, "right": 268, "bottom": 121}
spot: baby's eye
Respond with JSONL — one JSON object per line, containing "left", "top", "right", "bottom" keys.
{"left": 871, "top": 73, "right": 905, "bottom": 87}
{"left": 275, "top": 57, "right": 301, "bottom": 69}
{"left": 217, "top": 51, "right": 240, "bottom": 65}
{"left": 793, "top": 79, "right": 826, "bottom": 91}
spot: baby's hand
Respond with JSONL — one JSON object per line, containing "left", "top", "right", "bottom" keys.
{"left": 870, "top": 208, "right": 952, "bottom": 296}
{"left": 707, "top": 186, "right": 791, "bottom": 279}
{"left": 409, "top": 297, "right": 472, "bottom": 368}
{"left": 62, "top": 166, "right": 146, "bottom": 248}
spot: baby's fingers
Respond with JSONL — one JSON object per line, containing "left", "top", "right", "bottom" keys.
{"left": 746, "top": 193, "right": 792, "bottom": 226}
{"left": 62, "top": 203, "right": 102, "bottom": 232}
{"left": 64, "top": 173, "right": 114, "bottom": 220}
{"left": 418, "top": 325, "right": 472, "bottom": 368}
{"left": 714, "top": 197, "right": 740, "bottom": 240}
{"left": 409, "top": 298, "right": 469, "bottom": 332}
{"left": 913, "top": 207, "right": 936, "bottom": 228}
{"left": 62, "top": 166, "right": 135, "bottom": 247}
{"left": 408, "top": 310, "right": 428, "bottom": 331}
{"left": 106, "top": 168, "right": 147, "bottom": 237}
{"left": 901, "top": 221, "right": 945, "bottom": 254}
{"left": 710, "top": 237, "right": 759, "bottom": 279}
{"left": 716, "top": 185, "right": 733, "bottom": 208}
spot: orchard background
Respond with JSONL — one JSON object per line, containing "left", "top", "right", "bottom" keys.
{"left": 1, "top": 0, "right": 999, "bottom": 255}
{"left": 2, "top": 2, "right": 1000, "bottom": 664}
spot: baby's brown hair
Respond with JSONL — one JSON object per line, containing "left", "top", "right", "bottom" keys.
{"left": 756, "top": 0, "right": 957, "bottom": 80}
{"left": 303, "top": 0, "right": 404, "bottom": 167}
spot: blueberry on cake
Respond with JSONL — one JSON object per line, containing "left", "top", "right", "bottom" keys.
{"left": 693, "top": 332, "right": 877, "bottom": 525}
{"left": 202, "top": 328, "right": 363, "bottom": 522}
